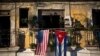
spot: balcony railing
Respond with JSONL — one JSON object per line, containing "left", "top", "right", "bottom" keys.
{"left": 26, "top": 27, "right": 100, "bottom": 49}
{"left": 0, "top": 28, "right": 100, "bottom": 49}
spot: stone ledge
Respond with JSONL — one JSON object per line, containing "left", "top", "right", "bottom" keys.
{"left": 86, "top": 47, "right": 99, "bottom": 50}
{"left": 0, "top": 46, "right": 19, "bottom": 52}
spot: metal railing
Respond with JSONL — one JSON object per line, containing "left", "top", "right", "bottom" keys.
{"left": 27, "top": 28, "right": 100, "bottom": 49}
{"left": 0, "top": 28, "right": 100, "bottom": 49}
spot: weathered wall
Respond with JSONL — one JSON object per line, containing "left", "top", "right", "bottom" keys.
{"left": 70, "top": 3, "right": 92, "bottom": 48}
{"left": 15, "top": 3, "right": 37, "bottom": 48}
{"left": 0, "top": 2, "right": 70, "bottom": 48}
{"left": 0, "top": 3, "right": 37, "bottom": 48}
{"left": 0, "top": 3, "right": 16, "bottom": 47}
{"left": 0, "top": 2, "right": 100, "bottom": 49}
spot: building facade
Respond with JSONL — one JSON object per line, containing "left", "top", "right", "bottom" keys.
{"left": 0, "top": 1, "right": 100, "bottom": 56}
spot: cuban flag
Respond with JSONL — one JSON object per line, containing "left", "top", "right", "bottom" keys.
{"left": 35, "top": 29, "right": 49, "bottom": 56}
{"left": 55, "top": 30, "right": 67, "bottom": 56}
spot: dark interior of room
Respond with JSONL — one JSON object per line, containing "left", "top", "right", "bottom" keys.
{"left": 0, "top": 16, "right": 10, "bottom": 47}
{"left": 41, "top": 15, "right": 60, "bottom": 28}
{"left": 38, "top": 10, "right": 64, "bottom": 29}
{"left": 19, "top": 8, "right": 28, "bottom": 28}
{"left": 92, "top": 9, "right": 100, "bottom": 28}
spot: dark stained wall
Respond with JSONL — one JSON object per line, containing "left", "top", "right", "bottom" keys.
{"left": 0, "top": 0, "right": 100, "bottom": 2}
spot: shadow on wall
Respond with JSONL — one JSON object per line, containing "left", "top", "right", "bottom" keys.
{"left": 17, "top": 31, "right": 26, "bottom": 52}
{"left": 72, "top": 19, "right": 85, "bottom": 47}
{"left": 93, "top": 29, "right": 100, "bottom": 48}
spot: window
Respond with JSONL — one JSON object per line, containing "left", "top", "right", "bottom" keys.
{"left": 38, "top": 10, "right": 64, "bottom": 29}
{"left": 19, "top": 8, "right": 28, "bottom": 28}
{"left": 0, "top": 16, "right": 10, "bottom": 47}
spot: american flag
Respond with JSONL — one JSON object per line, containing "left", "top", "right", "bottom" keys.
{"left": 35, "top": 29, "right": 49, "bottom": 56}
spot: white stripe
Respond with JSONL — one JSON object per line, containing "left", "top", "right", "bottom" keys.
{"left": 62, "top": 39, "right": 64, "bottom": 56}
{"left": 43, "top": 30, "right": 46, "bottom": 55}
{"left": 56, "top": 38, "right": 59, "bottom": 56}
{"left": 44, "top": 30, "right": 49, "bottom": 55}
{"left": 44, "top": 30, "right": 46, "bottom": 54}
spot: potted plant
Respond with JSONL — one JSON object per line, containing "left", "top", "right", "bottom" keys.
{"left": 30, "top": 43, "right": 37, "bottom": 50}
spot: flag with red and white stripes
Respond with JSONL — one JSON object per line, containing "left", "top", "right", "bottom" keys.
{"left": 35, "top": 30, "right": 49, "bottom": 56}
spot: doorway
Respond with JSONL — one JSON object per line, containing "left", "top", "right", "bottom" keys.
{"left": 92, "top": 9, "right": 100, "bottom": 47}
{"left": 0, "top": 16, "right": 10, "bottom": 47}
